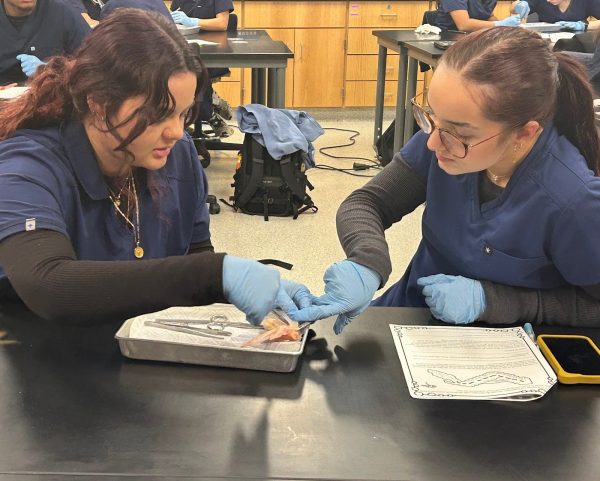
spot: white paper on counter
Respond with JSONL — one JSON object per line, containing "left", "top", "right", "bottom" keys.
{"left": 390, "top": 325, "right": 556, "bottom": 401}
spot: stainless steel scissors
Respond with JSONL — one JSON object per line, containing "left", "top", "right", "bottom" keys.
{"left": 145, "top": 319, "right": 231, "bottom": 338}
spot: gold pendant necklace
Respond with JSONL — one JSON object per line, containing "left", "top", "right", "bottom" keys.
{"left": 107, "top": 172, "right": 144, "bottom": 259}
{"left": 131, "top": 177, "right": 144, "bottom": 259}
{"left": 486, "top": 171, "right": 508, "bottom": 183}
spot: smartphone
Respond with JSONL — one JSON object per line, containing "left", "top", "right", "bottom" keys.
{"left": 537, "top": 335, "right": 600, "bottom": 384}
{"left": 434, "top": 41, "right": 454, "bottom": 50}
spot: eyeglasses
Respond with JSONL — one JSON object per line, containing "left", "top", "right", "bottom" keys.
{"left": 411, "top": 97, "right": 504, "bottom": 159}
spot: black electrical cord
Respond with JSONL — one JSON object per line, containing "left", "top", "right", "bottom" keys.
{"left": 314, "top": 127, "right": 383, "bottom": 177}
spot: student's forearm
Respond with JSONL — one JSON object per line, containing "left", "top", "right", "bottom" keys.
{"left": 481, "top": 281, "right": 600, "bottom": 327}
{"left": 457, "top": 18, "right": 497, "bottom": 31}
{"left": 197, "top": 14, "right": 229, "bottom": 31}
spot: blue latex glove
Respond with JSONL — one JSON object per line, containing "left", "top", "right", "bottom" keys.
{"left": 171, "top": 11, "right": 198, "bottom": 28}
{"left": 222, "top": 255, "right": 280, "bottom": 325}
{"left": 275, "top": 279, "right": 315, "bottom": 314}
{"left": 16, "top": 54, "right": 45, "bottom": 77}
{"left": 417, "top": 274, "right": 486, "bottom": 324}
{"left": 513, "top": 1, "right": 530, "bottom": 19}
{"left": 285, "top": 260, "right": 381, "bottom": 334}
{"left": 495, "top": 15, "right": 521, "bottom": 27}
{"left": 558, "top": 21, "right": 586, "bottom": 32}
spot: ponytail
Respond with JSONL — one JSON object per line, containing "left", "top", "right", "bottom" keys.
{"left": 0, "top": 56, "right": 75, "bottom": 141}
{"left": 554, "top": 52, "right": 600, "bottom": 175}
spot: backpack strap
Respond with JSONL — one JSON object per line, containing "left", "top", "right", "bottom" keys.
{"left": 235, "top": 141, "right": 266, "bottom": 208}
{"left": 279, "top": 157, "right": 315, "bottom": 210}
{"left": 262, "top": 190, "right": 269, "bottom": 221}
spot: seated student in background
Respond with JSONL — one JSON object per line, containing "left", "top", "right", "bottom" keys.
{"left": 560, "top": 38, "right": 600, "bottom": 95}
{"left": 60, "top": 0, "right": 103, "bottom": 26}
{"left": 283, "top": 27, "right": 600, "bottom": 332}
{"left": 0, "top": 9, "right": 308, "bottom": 325}
{"left": 100, "top": 0, "right": 172, "bottom": 21}
{"left": 170, "top": 0, "right": 232, "bottom": 31}
{"left": 170, "top": 0, "right": 235, "bottom": 137}
{"left": 435, "top": 0, "right": 522, "bottom": 31}
{"left": 0, "top": 0, "right": 90, "bottom": 86}
{"left": 512, "top": 0, "right": 600, "bottom": 32}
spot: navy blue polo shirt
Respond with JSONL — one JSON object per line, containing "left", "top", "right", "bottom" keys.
{"left": 0, "top": 121, "right": 211, "bottom": 283}
{"left": 527, "top": 0, "right": 600, "bottom": 23}
{"left": 170, "top": 0, "right": 233, "bottom": 19}
{"left": 100, "top": 0, "right": 173, "bottom": 21}
{"left": 373, "top": 126, "right": 600, "bottom": 307}
{"left": 436, "top": 0, "right": 498, "bottom": 30}
{"left": 0, "top": 0, "right": 91, "bottom": 85}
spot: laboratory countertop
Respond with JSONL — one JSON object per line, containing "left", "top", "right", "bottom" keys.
{"left": 1, "top": 303, "right": 599, "bottom": 481}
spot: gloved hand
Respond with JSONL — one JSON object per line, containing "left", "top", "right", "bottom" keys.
{"left": 285, "top": 260, "right": 381, "bottom": 334}
{"left": 417, "top": 274, "right": 486, "bottom": 325}
{"left": 171, "top": 11, "right": 198, "bottom": 28}
{"left": 15, "top": 54, "right": 45, "bottom": 77}
{"left": 275, "top": 279, "right": 315, "bottom": 314}
{"left": 558, "top": 20, "right": 586, "bottom": 32}
{"left": 222, "top": 255, "right": 280, "bottom": 325}
{"left": 495, "top": 15, "right": 521, "bottom": 27}
{"left": 513, "top": 1, "right": 530, "bottom": 19}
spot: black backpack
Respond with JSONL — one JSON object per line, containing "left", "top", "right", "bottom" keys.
{"left": 230, "top": 134, "right": 317, "bottom": 221}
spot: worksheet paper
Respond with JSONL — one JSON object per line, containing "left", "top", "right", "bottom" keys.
{"left": 0, "top": 86, "right": 28, "bottom": 100}
{"left": 186, "top": 39, "right": 219, "bottom": 47}
{"left": 390, "top": 325, "right": 557, "bottom": 401}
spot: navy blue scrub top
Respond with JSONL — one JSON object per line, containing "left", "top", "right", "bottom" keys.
{"left": 59, "top": 0, "right": 86, "bottom": 14}
{"left": 0, "top": 121, "right": 211, "bottom": 283}
{"left": 0, "top": 0, "right": 90, "bottom": 85}
{"left": 527, "top": 0, "right": 600, "bottom": 23}
{"left": 372, "top": 126, "right": 600, "bottom": 308}
{"left": 436, "top": 0, "right": 498, "bottom": 30}
{"left": 170, "top": 0, "right": 233, "bottom": 19}
{"left": 100, "top": 0, "right": 173, "bottom": 21}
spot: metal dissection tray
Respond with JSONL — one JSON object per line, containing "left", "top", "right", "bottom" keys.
{"left": 176, "top": 25, "right": 201, "bottom": 36}
{"left": 115, "top": 305, "right": 308, "bottom": 373}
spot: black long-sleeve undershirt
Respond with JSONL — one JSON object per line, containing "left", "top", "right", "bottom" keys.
{"left": 0, "top": 229, "right": 226, "bottom": 324}
{"left": 336, "top": 154, "right": 600, "bottom": 326}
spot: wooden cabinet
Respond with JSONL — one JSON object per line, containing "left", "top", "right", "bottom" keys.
{"left": 345, "top": 1, "right": 429, "bottom": 107}
{"left": 242, "top": 28, "right": 295, "bottom": 106}
{"left": 175, "top": 1, "right": 439, "bottom": 108}
{"left": 293, "top": 28, "right": 345, "bottom": 107}
{"left": 494, "top": 1, "right": 513, "bottom": 19}
{"left": 243, "top": 1, "right": 346, "bottom": 108}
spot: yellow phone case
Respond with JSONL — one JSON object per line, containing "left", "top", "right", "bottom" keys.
{"left": 537, "top": 334, "right": 600, "bottom": 385}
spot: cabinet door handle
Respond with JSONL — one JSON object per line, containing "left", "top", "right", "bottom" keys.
{"left": 384, "top": 93, "right": 394, "bottom": 98}
{"left": 386, "top": 67, "right": 394, "bottom": 72}
{"left": 380, "top": 13, "right": 398, "bottom": 17}
{"left": 300, "top": 43, "right": 303, "bottom": 61}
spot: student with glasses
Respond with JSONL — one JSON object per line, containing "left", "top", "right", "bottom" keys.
{"left": 283, "top": 27, "right": 600, "bottom": 333}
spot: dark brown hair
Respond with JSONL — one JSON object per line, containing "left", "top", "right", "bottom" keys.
{"left": 0, "top": 8, "right": 208, "bottom": 151}
{"left": 440, "top": 27, "right": 600, "bottom": 174}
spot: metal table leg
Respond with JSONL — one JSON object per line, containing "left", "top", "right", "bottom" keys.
{"left": 374, "top": 44, "right": 388, "bottom": 148}
{"left": 267, "top": 67, "right": 286, "bottom": 108}
{"left": 393, "top": 46, "right": 408, "bottom": 154}
{"left": 251, "top": 68, "right": 266, "bottom": 105}
{"left": 402, "top": 56, "right": 418, "bottom": 147}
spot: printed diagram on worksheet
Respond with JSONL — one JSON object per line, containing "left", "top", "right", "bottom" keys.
{"left": 390, "top": 325, "right": 556, "bottom": 401}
